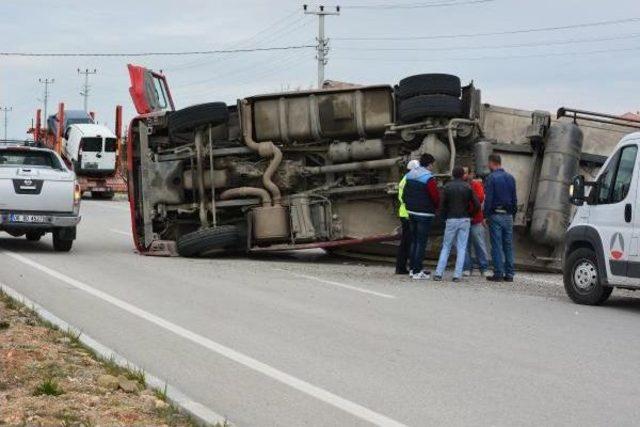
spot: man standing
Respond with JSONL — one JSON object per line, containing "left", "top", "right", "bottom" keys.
{"left": 402, "top": 154, "right": 440, "bottom": 280}
{"left": 484, "top": 154, "right": 517, "bottom": 282}
{"left": 434, "top": 166, "right": 480, "bottom": 282}
{"left": 462, "top": 167, "right": 490, "bottom": 277}
{"left": 396, "top": 159, "right": 420, "bottom": 275}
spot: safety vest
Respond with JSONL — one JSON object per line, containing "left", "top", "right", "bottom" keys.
{"left": 398, "top": 176, "right": 409, "bottom": 219}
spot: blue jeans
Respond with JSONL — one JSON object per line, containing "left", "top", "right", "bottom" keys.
{"left": 464, "top": 223, "right": 490, "bottom": 273}
{"left": 435, "top": 218, "right": 471, "bottom": 279}
{"left": 409, "top": 215, "right": 434, "bottom": 274}
{"left": 489, "top": 214, "right": 515, "bottom": 278}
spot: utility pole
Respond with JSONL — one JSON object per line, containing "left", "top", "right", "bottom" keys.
{"left": 304, "top": 4, "right": 340, "bottom": 89}
{"left": 0, "top": 106, "right": 12, "bottom": 140}
{"left": 38, "top": 78, "right": 55, "bottom": 121}
{"left": 77, "top": 68, "right": 97, "bottom": 112}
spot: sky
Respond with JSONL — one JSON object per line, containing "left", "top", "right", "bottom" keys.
{"left": 0, "top": 0, "right": 639, "bottom": 139}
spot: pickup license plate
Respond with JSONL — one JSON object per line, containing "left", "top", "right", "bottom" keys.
{"left": 9, "top": 214, "right": 49, "bottom": 223}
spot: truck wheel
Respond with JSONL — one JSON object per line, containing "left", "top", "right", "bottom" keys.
{"left": 26, "top": 232, "right": 43, "bottom": 242}
{"left": 563, "top": 247, "right": 612, "bottom": 305}
{"left": 168, "top": 102, "right": 229, "bottom": 135}
{"left": 397, "top": 74, "right": 461, "bottom": 99}
{"left": 176, "top": 225, "right": 240, "bottom": 257}
{"left": 398, "top": 95, "right": 462, "bottom": 123}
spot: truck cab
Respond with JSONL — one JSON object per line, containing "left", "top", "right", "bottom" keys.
{"left": 564, "top": 132, "right": 640, "bottom": 304}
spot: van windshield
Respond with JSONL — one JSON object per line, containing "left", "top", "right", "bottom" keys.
{"left": 81, "top": 137, "right": 103, "bottom": 152}
{"left": 0, "top": 149, "right": 62, "bottom": 169}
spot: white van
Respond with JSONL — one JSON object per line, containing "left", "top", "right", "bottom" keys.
{"left": 63, "top": 124, "right": 117, "bottom": 176}
{"left": 564, "top": 131, "right": 640, "bottom": 305}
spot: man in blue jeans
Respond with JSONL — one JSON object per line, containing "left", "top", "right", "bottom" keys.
{"left": 402, "top": 154, "right": 440, "bottom": 280}
{"left": 434, "top": 166, "right": 480, "bottom": 282}
{"left": 483, "top": 154, "right": 517, "bottom": 282}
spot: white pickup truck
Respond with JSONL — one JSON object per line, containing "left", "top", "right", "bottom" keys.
{"left": 0, "top": 141, "right": 81, "bottom": 251}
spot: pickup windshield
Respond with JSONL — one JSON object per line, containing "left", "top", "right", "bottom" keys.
{"left": 0, "top": 149, "right": 62, "bottom": 169}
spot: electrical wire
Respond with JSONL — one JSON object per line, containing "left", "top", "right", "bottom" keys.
{"left": 334, "top": 32, "right": 640, "bottom": 52}
{"left": 333, "top": 45, "right": 640, "bottom": 62}
{"left": 334, "top": 16, "right": 640, "bottom": 40}
{"left": 342, "top": 0, "right": 494, "bottom": 9}
{"left": 0, "top": 45, "right": 315, "bottom": 58}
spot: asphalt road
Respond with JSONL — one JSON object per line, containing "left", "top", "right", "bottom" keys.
{"left": 2, "top": 199, "right": 640, "bottom": 426}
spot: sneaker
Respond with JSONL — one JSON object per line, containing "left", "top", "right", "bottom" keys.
{"left": 504, "top": 276, "right": 514, "bottom": 282}
{"left": 412, "top": 271, "right": 431, "bottom": 280}
{"left": 480, "top": 270, "right": 489, "bottom": 278}
{"left": 463, "top": 271, "right": 471, "bottom": 277}
{"left": 433, "top": 275, "right": 443, "bottom": 281}
{"left": 486, "top": 275, "right": 504, "bottom": 282}
{"left": 452, "top": 277, "right": 461, "bottom": 282}
{"left": 395, "top": 269, "right": 410, "bottom": 275}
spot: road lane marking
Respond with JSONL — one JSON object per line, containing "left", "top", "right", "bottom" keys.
{"left": 273, "top": 268, "right": 397, "bottom": 299}
{"left": 110, "top": 229, "right": 131, "bottom": 237}
{"left": 2, "top": 250, "right": 406, "bottom": 427}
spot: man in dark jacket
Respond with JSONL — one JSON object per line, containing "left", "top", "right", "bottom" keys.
{"left": 434, "top": 166, "right": 481, "bottom": 281}
{"left": 483, "top": 154, "right": 517, "bottom": 282}
{"left": 402, "top": 153, "right": 440, "bottom": 280}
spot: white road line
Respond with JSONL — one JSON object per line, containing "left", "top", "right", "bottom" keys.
{"left": 110, "top": 229, "right": 131, "bottom": 237}
{"left": 273, "top": 268, "right": 397, "bottom": 299}
{"left": 2, "top": 250, "right": 406, "bottom": 427}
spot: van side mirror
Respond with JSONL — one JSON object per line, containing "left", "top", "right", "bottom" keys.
{"left": 569, "top": 175, "right": 586, "bottom": 206}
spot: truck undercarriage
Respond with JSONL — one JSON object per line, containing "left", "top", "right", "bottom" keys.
{"left": 126, "top": 66, "right": 640, "bottom": 271}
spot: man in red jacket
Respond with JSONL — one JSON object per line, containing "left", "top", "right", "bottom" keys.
{"left": 463, "top": 167, "right": 490, "bottom": 276}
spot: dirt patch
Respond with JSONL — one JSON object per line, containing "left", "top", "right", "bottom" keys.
{"left": 0, "top": 290, "right": 199, "bottom": 427}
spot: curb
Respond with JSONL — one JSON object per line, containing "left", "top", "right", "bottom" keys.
{"left": 0, "top": 283, "right": 229, "bottom": 427}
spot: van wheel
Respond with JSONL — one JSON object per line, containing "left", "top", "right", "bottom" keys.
{"left": 563, "top": 247, "right": 612, "bottom": 305}
{"left": 168, "top": 102, "right": 229, "bottom": 135}
{"left": 176, "top": 225, "right": 240, "bottom": 257}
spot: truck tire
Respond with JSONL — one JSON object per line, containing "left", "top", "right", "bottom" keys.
{"left": 563, "top": 247, "right": 612, "bottom": 305}
{"left": 397, "top": 74, "right": 461, "bottom": 99}
{"left": 52, "top": 229, "right": 74, "bottom": 252}
{"left": 168, "top": 102, "right": 229, "bottom": 135}
{"left": 26, "top": 232, "right": 43, "bottom": 242}
{"left": 177, "top": 225, "right": 241, "bottom": 257}
{"left": 398, "top": 95, "right": 462, "bottom": 123}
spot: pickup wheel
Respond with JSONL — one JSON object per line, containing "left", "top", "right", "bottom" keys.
{"left": 563, "top": 247, "right": 612, "bottom": 305}
{"left": 168, "top": 102, "right": 229, "bottom": 135}
{"left": 176, "top": 225, "right": 241, "bottom": 257}
{"left": 26, "top": 232, "right": 43, "bottom": 242}
{"left": 52, "top": 227, "right": 75, "bottom": 252}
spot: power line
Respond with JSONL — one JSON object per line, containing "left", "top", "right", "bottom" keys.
{"left": 334, "top": 16, "right": 640, "bottom": 40}
{"left": 333, "top": 45, "right": 640, "bottom": 62}
{"left": 343, "top": 0, "right": 494, "bottom": 9}
{"left": 77, "top": 68, "right": 97, "bottom": 112}
{"left": 38, "top": 78, "right": 54, "bottom": 120}
{"left": 0, "top": 45, "right": 315, "bottom": 58}
{"left": 0, "top": 107, "right": 12, "bottom": 140}
{"left": 334, "top": 32, "right": 640, "bottom": 52}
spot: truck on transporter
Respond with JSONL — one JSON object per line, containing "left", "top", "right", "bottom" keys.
{"left": 30, "top": 103, "right": 125, "bottom": 199}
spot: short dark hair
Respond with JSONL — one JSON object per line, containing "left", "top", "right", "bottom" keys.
{"left": 420, "top": 153, "right": 435, "bottom": 167}
{"left": 452, "top": 166, "right": 465, "bottom": 179}
{"left": 488, "top": 154, "right": 502, "bottom": 165}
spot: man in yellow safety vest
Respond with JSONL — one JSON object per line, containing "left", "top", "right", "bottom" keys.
{"left": 396, "top": 159, "right": 420, "bottom": 275}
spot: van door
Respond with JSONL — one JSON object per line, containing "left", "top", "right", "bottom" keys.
{"left": 79, "top": 137, "right": 104, "bottom": 172}
{"left": 591, "top": 144, "right": 638, "bottom": 285}
{"left": 127, "top": 64, "right": 175, "bottom": 115}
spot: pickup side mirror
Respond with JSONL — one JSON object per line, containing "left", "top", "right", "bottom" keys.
{"left": 569, "top": 175, "right": 586, "bottom": 206}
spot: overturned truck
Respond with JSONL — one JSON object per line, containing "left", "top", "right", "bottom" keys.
{"left": 125, "top": 65, "right": 640, "bottom": 270}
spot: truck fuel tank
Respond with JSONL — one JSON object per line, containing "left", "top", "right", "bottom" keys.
{"left": 245, "top": 85, "right": 394, "bottom": 143}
